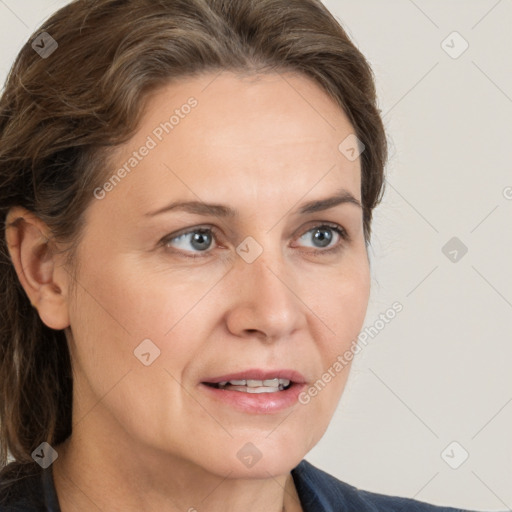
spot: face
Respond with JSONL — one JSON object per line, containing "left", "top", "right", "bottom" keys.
{"left": 63, "top": 71, "right": 370, "bottom": 478}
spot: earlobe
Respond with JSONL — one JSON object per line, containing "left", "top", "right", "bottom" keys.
{"left": 5, "top": 206, "right": 71, "bottom": 331}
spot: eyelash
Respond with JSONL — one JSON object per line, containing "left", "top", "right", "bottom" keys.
{"left": 160, "top": 222, "right": 350, "bottom": 259}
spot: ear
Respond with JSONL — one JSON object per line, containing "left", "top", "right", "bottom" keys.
{"left": 5, "top": 206, "right": 71, "bottom": 330}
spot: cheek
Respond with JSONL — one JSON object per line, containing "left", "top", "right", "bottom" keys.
{"left": 315, "top": 253, "right": 370, "bottom": 345}
{"left": 66, "top": 252, "right": 213, "bottom": 391}
{"left": 66, "top": 264, "right": 194, "bottom": 448}
{"left": 332, "top": 271, "right": 370, "bottom": 340}
{"left": 306, "top": 254, "right": 370, "bottom": 400}
{"left": 70, "top": 253, "right": 189, "bottom": 339}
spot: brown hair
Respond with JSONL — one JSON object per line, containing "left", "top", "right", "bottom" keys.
{"left": 0, "top": 0, "right": 387, "bottom": 478}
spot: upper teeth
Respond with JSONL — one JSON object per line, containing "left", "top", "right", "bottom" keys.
{"left": 218, "top": 378, "right": 290, "bottom": 387}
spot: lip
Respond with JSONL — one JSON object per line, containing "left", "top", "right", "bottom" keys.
{"left": 201, "top": 368, "right": 306, "bottom": 385}
{"left": 200, "top": 368, "right": 307, "bottom": 414}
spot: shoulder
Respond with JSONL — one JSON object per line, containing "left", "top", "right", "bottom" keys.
{"left": 291, "top": 459, "right": 484, "bottom": 512}
{"left": 0, "top": 462, "right": 46, "bottom": 511}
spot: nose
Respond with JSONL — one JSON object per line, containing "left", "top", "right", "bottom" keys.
{"left": 223, "top": 244, "right": 307, "bottom": 342}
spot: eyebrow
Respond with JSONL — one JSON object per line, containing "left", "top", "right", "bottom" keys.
{"left": 145, "top": 188, "right": 362, "bottom": 218}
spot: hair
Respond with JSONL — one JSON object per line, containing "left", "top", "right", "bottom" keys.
{"left": 0, "top": 0, "right": 388, "bottom": 481}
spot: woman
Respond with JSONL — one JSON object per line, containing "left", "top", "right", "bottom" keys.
{"left": 0, "top": 0, "right": 494, "bottom": 511}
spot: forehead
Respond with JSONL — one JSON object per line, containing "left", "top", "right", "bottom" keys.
{"left": 99, "top": 71, "right": 361, "bottom": 215}
{"left": 139, "top": 70, "right": 355, "bottom": 148}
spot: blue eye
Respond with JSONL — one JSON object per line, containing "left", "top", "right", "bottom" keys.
{"left": 161, "top": 223, "right": 348, "bottom": 258}
{"left": 297, "top": 224, "right": 347, "bottom": 250}
{"left": 164, "top": 228, "right": 214, "bottom": 254}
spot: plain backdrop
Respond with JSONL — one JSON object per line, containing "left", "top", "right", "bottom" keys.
{"left": 0, "top": 1, "right": 511, "bottom": 510}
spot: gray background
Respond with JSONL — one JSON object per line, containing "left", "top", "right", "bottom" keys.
{"left": 0, "top": 1, "right": 510, "bottom": 510}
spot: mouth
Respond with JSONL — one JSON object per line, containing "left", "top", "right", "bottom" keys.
{"left": 202, "top": 378, "right": 293, "bottom": 393}
{"left": 200, "top": 369, "right": 307, "bottom": 413}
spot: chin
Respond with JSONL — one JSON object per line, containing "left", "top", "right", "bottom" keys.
{"left": 224, "top": 456, "right": 302, "bottom": 480}
{"left": 224, "top": 435, "right": 310, "bottom": 478}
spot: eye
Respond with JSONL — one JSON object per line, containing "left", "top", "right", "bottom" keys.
{"left": 294, "top": 223, "right": 349, "bottom": 254}
{"left": 160, "top": 222, "right": 349, "bottom": 259}
{"left": 162, "top": 226, "right": 218, "bottom": 257}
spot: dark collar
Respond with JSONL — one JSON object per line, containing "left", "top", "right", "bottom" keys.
{"left": 42, "top": 466, "right": 61, "bottom": 512}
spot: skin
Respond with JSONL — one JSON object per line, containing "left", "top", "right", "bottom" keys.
{"left": 6, "top": 71, "right": 370, "bottom": 512}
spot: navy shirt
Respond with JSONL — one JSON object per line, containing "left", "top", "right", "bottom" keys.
{"left": 0, "top": 458, "right": 492, "bottom": 511}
